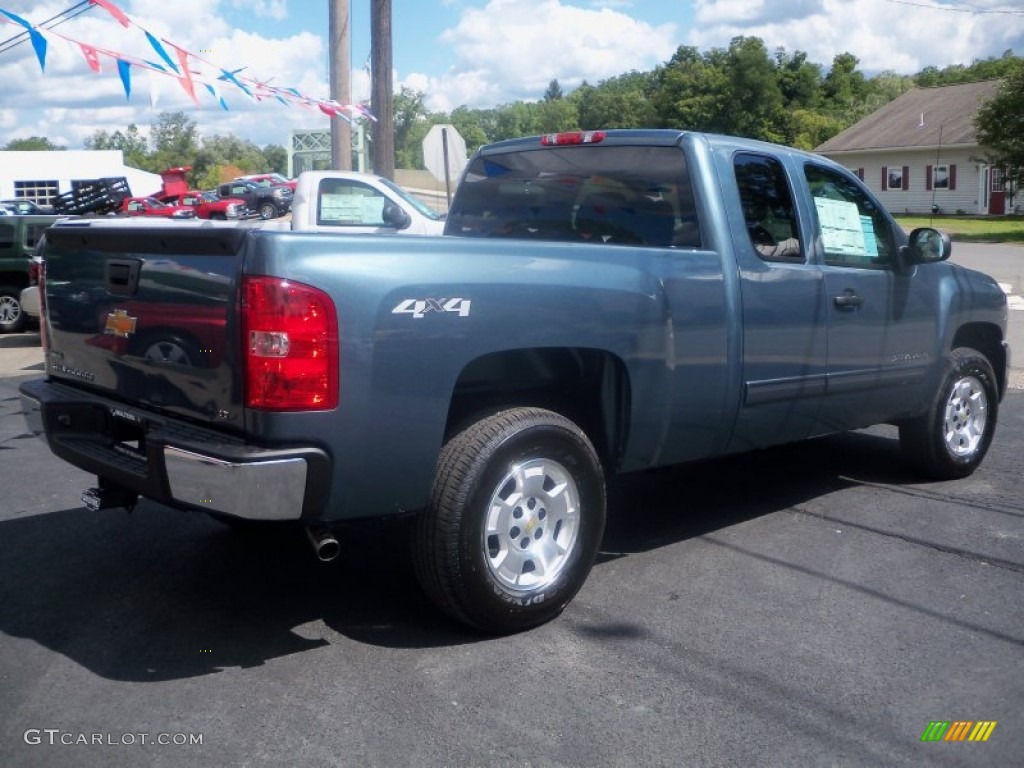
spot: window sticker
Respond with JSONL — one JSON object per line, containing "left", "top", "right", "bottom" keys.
{"left": 814, "top": 197, "right": 873, "bottom": 259}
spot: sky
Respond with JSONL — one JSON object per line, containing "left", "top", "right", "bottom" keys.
{"left": 0, "top": 0, "right": 1022, "bottom": 150}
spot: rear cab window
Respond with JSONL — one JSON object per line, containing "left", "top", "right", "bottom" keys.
{"left": 447, "top": 143, "right": 701, "bottom": 248}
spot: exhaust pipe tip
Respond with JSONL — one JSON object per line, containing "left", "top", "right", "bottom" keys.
{"left": 305, "top": 526, "right": 340, "bottom": 563}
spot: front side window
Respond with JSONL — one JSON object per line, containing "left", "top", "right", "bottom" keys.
{"left": 447, "top": 144, "right": 700, "bottom": 248}
{"left": 317, "top": 179, "right": 389, "bottom": 227}
{"left": 806, "top": 164, "right": 895, "bottom": 268}
{"left": 734, "top": 153, "right": 802, "bottom": 261}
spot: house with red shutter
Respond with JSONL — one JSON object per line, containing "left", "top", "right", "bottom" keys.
{"left": 816, "top": 80, "right": 1009, "bottom": 215}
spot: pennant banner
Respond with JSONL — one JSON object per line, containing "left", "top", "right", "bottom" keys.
{"left": 0, "top": 1, "right": 373, "bottom": 122}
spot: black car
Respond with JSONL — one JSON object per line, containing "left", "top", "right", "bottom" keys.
{"left": 217, "top": 180, "right": 292, "bottom": 220}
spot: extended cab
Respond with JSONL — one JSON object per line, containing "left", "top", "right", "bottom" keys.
{"left": 289, "top": 171, "right": 445, "bottom": 235}
{"left": 20, "top": 130, "right": 1009, "bottom": 633}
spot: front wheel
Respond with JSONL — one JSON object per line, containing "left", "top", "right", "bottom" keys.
{"left": 0, "top": 286, "right": 27, "bottom": 334}
{"left": 414, "top": 408, "right": 606, "bottom": 634}
{"left": 258, "top": 202, "right": 278, "bottom": 220}
{"left": 899, "top": 347, "right": 999, "bottom": 479}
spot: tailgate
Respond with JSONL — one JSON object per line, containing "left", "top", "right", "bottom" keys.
{"left": 42, "top": 224, "right": 249, "bottom": 430}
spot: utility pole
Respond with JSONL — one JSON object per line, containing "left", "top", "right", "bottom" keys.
{"left": 370, "top": 0, "right": 394, "bottom": 180}
{"left": 329, "top": 0, "right": 352, "bottom": 170}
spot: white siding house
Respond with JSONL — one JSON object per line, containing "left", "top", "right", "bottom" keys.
{"left": 0, "top": 150, "right": 161, "bottom": 204}
{"left": 816, "top": 81, "right": 1010, "bottom": 216}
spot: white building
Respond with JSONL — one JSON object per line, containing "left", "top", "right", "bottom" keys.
{"left": 816, "top": 80, "right": 1011, "bottom": 216}
{"left": 0, "top": 150, "right": 162, "bottom": 204}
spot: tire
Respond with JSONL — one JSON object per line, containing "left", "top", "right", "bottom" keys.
{"left": 259, "top": 202, "right": 278, "bottom": 220}
{"left": 414, "top": 407, "right": 606, "bottom": 634}
{"left": 899, "top": 347, "right": 999, "bottom": 480}
{"left": 0, "top": 285, "right": 27, "bottom": 334}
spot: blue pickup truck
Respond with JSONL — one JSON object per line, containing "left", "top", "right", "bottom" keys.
{"left": 20, "top": 130, "right": 1009, "bottom": 633}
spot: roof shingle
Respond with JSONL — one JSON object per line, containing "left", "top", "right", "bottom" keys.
{"left": 815, "top": 80, "right": 1001, "bottom": 153}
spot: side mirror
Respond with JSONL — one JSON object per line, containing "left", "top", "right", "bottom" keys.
{"left": 901, "top": 227, "right": 951, "bottom": 266}
{"left": 382, "top": 202, "right": 411, "bottom": 231}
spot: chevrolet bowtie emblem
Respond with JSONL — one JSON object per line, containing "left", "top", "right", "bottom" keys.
{"left": 104, "top": 309, "right": 137, "bottom": 338}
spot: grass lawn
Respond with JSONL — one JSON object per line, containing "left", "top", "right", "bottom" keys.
{"left": 894, "top": 214, "right": 1024, "bottom": 243}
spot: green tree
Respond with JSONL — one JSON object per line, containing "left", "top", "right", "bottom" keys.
{"left": 722, "top": 36, "right": 784, "bottom": 141}
{"left": 572, "top": 72, "right": 657, "bottom": 129}
{"left": 149, "top": 111, "right": 200, "bottom": 170}
{"left": 450, "top": 106, "right": 490, "bottom": 153}
{"left": 84, "top": 124, "right": 149, "bottom": 168}
{"left": 975, "top": 61, "right": 1024, "bottom": 208}
{"left": 544, "top": 79, "right": 564, "bottom": 101}
{"left": 3, "top": 136, "right": 64, "bottom": 150}
{"left": 653, "top": 46, "right": 731, "bottom": 132}
{"left": 822, "top": 53, "right": 867, "bottom": 114}
{"left": 393, "top": 87, "right": 430, "bottom": 169}
{"left": 262, "top": 144, "right": 288, "bottom": 175}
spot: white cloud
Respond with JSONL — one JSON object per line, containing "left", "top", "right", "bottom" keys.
{"left": 690, "top": 0, "right": 1024, "bottom": 73}
{"left": 234, "top": 0, "right": 289, "bottom": 21}
{"left": 409, "top": 0, "right": 678, "bottom": 112}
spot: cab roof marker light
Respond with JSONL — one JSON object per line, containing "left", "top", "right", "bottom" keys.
{"left": 541, "top": 131, "right": 607, "bottom": 146}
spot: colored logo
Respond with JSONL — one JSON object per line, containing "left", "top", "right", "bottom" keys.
{"left": 921, "top": 721, "right": 997, "bottom": 742}
{"left": 104, "top": 309, "right": 137, "bottom": 338}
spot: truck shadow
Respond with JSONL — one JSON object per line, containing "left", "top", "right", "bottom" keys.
{"left": 0, "top": 425, "right": 1001, "bottom": 682}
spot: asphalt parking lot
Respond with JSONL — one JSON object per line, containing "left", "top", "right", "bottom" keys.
{"left": 1, "top": 326, "right": 1022, "bottom": 767}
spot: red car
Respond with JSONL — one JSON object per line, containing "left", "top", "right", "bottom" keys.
{"left": 158, "top": 191, "right": 248, "bottom": 220}
{"left": 121, "top": 196, "right": 196, "bottom": 219}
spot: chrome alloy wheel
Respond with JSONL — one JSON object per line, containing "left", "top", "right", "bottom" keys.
{"left": 483, "top": 458, "right": 580, "bottom": 593}
{"left": 943, "top": 375, "right": 988, "bottom": 458}
{"left": 0, "top": 295, "right": 21, "bottom": 325}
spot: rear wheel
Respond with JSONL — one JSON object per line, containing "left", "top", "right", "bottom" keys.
{"left": 899, "top": 347, "right": 998, "bottom": 479}
{"left": 0, "top": 286, "right": 26, "bottom": 333}
{"left": 414, "top": 408, "right": 605, "bottom": 634}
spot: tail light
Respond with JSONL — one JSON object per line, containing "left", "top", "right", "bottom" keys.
{"left": 241, "top": 275, "right": 339, "bottom": 411}
{"left": 541, "top": 131, "right": 606, "bottom": 146}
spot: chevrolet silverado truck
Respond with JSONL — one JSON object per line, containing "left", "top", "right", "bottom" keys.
{"left": 19, "top": 130, "right": 1009, "bottom": 633}
{"left": 157, "top": 190, "right": 248, "bottom": 220}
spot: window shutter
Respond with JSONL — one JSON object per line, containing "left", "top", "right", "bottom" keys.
{"left": 926, "top": 165, "right": 933, "bottom": 191}
{"left": 882, "top": 166, "right": 888, "bottom": 191}
{"left": 856, "top": 167, "right": 864, "bottom": 180}
{"left": 950, "top": 164, "right": 957, "bottom": 190}
{"left": 902, "top": 166, "right": 909, "bottom": 190}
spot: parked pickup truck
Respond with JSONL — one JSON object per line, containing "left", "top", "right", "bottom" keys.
{"left": 20, "top": 130, "right": 1009, "bottom": 633}
{"left": 217, "top": 179, "right": 292, "bottom": 220}
{"left": 157, "top": 191, "right": 247, "bottom": 220}
{"left": 120, "top": 196, "right": 196, "bottom": 219}
{"left": 289, "top": 171, "right": 445, "bottom": 235}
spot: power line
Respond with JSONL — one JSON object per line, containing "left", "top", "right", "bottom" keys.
{"left": 881, "top": 0, "right": 1024, "bottom": 15}
{"left": 0, "top": 2, "right": 95, "bottom": 57}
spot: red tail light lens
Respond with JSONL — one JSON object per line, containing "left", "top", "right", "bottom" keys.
{"left": 38, "top": 262, "right": 48, "bottom": 353}
{"left": 242, "top": 275, "right": 339, "bottom": 411}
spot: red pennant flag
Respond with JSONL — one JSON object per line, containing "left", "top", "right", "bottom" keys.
{"left": 173, "top": 45, "right": 199, "bottom": 105}
{"left": 79, "top": 42, "right": 102, "bottom": 72}
{"left": 89, "top": 0, "right": 131, "bottom": 28}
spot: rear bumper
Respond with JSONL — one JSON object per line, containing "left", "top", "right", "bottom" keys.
{"left": 19, "top": 378, "right": 329, "bottom": 521}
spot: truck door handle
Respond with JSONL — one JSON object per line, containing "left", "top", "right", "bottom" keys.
{"left": 833, "top": 290, "right": 863, "bottom": 310}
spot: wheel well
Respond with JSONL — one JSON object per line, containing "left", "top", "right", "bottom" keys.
{"left": 445, "top": 348, "right": 630, "bottom": 470}
{"left": 952, "top": 322, "right": 1006, "bottom": 396}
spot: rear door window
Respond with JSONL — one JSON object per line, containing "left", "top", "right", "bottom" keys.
{"left": 447, "top": 145, "right": 700, "bottom": 248}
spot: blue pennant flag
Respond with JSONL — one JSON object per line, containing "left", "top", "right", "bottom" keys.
{"left": 116, "top": 59, "right": 132, "bottom": 99}
{"left": 145, "top": 31, "right": 179, "bottom": 73}
{"left": 1, "top": 9, "right": 48, "bottom": 72}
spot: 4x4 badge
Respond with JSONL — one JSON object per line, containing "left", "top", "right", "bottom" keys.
{"left": 104, "top": 309, "right": 137, "bottom": 338}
